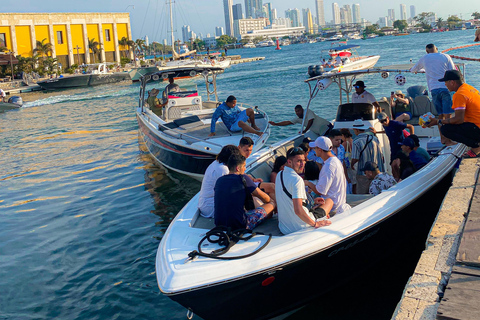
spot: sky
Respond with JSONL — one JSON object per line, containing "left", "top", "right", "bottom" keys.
{"left": 2, "top": 0, "right": 478, "bottom": 43}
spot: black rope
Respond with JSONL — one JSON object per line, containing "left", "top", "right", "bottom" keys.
{"left": 187, "top": 226, "right": 272, "bottom": 260}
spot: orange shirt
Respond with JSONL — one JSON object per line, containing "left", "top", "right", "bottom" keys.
{"left": 452, "top": 83, "right": 480, "bottom": 128}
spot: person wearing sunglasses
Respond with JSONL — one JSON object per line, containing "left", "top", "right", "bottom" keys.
{"left": 352, "top": 80, "right": 382, "bottom": 112}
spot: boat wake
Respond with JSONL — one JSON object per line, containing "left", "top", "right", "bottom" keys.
{"left": 23, "top": 87, "right": 138, "bottom": 107}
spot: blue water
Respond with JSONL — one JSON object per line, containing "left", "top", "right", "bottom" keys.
{"left": 1, "top": 30, "right": 479, "bottom": 320}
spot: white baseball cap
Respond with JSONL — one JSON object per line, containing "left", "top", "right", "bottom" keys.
{"left": 309, "top": 136, "right": 332, "bottom": 151}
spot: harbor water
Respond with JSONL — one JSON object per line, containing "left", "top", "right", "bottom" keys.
{"left": 1, "top": 30, "right": 480, "bottom": 319}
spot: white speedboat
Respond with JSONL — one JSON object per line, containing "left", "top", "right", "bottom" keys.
{"left": 156, "top": 65, "right": 467, "bottom": 319}
{"left": 243, "top": 42, "right": 256, "bottom": 48}
{"left": 308, "top": 44, "right": 380, "bottom": 78}
{"left": 136, "top": 66, "right": 270, "bottom": 180}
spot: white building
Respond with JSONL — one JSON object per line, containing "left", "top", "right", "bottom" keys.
{"left": 182, "top": 25, "right": 191, "bottom": 43}
{"left": 388, "top": 9, "right": 395, "bottom": 22}
{"left": 332, "top": 3, "right": 341, "bottom": 25}
{"left": 302, "top": 8, "right": 314, "bottom": 34}
{"left": 273, "top": 17, "right": 292, "bottom": 28}
{"left": 352, "top": 4, "right": 360, "bottom": 24}
{"left": 285, "top": 8, "right": 301, "bottom": 27}
{"left": 271, "top": 8, "right": 277, "bottom": 20}
{"left": 240, "top": 23, "right": 304, "bottom": 40}
{"left": 343, "top": 5, "right": 353, "bottom": 24}
{"left": 400, "top": 4, "right": 407, "bottom": 21}
{"left": 215, "top": 27, "right": 224, "bottom": 37}
{"left": 378, "top": 17, "right": 388, "bottom": 28}
{"left": 235, "top": 17, "right": 268, "bottom": 38}
{"left": 315, "top": 0, "right": 325, "bottom": 27}
{"left": 203, "top": 36, "right": 219, "bottom": 48}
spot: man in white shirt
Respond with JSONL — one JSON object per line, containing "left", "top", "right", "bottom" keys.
{"left": 0, "top": 88, "right": 6, "bottom": 102}
{"left": 275, "top": 147, "right": 332, "bottom": 234}
{"left": 410, "top": 43, "right": 456, "bottom": 120}
{"left": 268, "top": 105, "right": 329, "bottom": 135}
{"left": 351, "top": 81, "right": 381, "bottom": 112}
{"left": 305, "top": 136, "right": 351, "bottom": 214}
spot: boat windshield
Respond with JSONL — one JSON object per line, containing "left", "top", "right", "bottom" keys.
{"left": 336, "top": 103, "right": 376, "bottom": 121}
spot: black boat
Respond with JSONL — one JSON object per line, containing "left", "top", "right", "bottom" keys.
{"left": 37, "top": 63, "right": 130, "bottom": 90}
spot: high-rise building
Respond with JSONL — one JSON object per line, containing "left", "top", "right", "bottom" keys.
{"left": 245, "top": 0, "right": 264, "bottom": 19}
{"left": 263, "top": 3, "right": 272, "bottom": 23}
{"left": 223, "top": 0, "right": 234, "bottom": 36}
{"left": 343, "top": 5, "right": 352, "bottom": 24}
{"left": 388, "top": 9, "right": 395, "bottom": 22}
{"left": 315, "top": 0, "right": 325, "bottom": 27}
{"left": 332, "top": 3, "right": 341, "bottom": 25}
{"left": 302, "top": 8, "right": 314, "bottom": 33}
{"left": 352, "top": 4, "right": 360, "bottom": 24}
{"left": 232, "top": 3, "right": 243, "bottom": 20}
{"left": 400, "top": 4, "right": 407, "bottom": 21}
{"left": 215, "top": 27, "right": 224, "bottom": 37}
{"left": 410, "top": 5, "right": 416, "bottom": 19}
{"left": 285, "top": 8, "right": 301, "bottom": 27}
{"left": 271, "top": 8, "right": 277, "bottom": 20}
{"left": 182, "top": 25, "right": 190, "bottom": 43}
{"left": 378, "top": 17, "right": 388, "bottom": 28}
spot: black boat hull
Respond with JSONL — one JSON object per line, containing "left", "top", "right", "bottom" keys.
{"left": 37, "top": 72, "right": 131, "bottom": 90}
{"left": 166, "top": 171, "right": 454, "bottom": 320}
{"left": 137, "top": 114, "right": 216, "bottom": 176}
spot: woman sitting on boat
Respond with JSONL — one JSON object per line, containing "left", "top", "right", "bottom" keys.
{"left": 390, "top": 90, "right": 412, "bottom": 122}
{"left": 146, "top": 88, "right": 164, "bottom": 116}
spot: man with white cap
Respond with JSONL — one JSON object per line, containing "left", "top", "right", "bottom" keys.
{"left": 350, "top": 119, "right": 385, "bottom": 194}
{"left": 305, "top": 136, "right": 351, "bottom": 215}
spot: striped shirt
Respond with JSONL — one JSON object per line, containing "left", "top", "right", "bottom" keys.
{"left": 351, "top": 132, "right": 384, "bottom": 176}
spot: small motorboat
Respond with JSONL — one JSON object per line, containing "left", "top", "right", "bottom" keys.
{"left": 37, "top": 63, "right": 130, "bottom": 90}
{"left": 136, "top": 66, "right": 270, "bottom": 180}
{"left": 156, "top": 64, "right": 467, "bottom": 320}
{"left": 308, "top": 44, "right": 380, "bottom": 78}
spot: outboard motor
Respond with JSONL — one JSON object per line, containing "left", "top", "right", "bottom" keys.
{"left": 8, "top": 96, "right": 23, "bottom": 107}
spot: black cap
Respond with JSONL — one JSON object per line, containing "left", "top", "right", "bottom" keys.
{"left": 353, "top": 80, "right": 366, "bottom": 87}
{"left": 438, "top": 70, "right": 463, "bottom": 82}
{"left": 361, "top": 161, "right": 378, "bottom": 172}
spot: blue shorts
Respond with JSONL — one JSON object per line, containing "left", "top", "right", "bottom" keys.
{"left": 431, "top": 88, "right": 453, "bottom": 115}
{"left": 245, "top": 207, "right": 268, "bottom": 230}
{"left": 229, "top": 110, "right": 249, "bottom": 132}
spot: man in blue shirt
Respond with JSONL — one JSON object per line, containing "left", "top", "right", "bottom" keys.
{"left": 401, "top": 138, "right": 428, "bottom": 170}
{"left": 214, "top": 153, "right": 275, "bottom": 230}
{"left": 209, "top": 95, "right": 262, "bottom": 137}
{"left": 377, "top": 112, "right": 415, "bottom": 161}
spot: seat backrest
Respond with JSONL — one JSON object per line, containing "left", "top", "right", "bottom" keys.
{"left": 378, "top": 101, "right": 392, "bottom": 119}
{"left": 413, "top": 96, "right": 436, "bottom": 117}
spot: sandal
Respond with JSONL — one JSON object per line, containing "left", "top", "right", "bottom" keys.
{"left": 463, "top": 150, "right": 480, "bottom": 158}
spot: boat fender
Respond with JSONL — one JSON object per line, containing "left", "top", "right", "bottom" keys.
{"left": 381, "top": 71, "right": 389, "bottom": 79}
{"left": 161, "top": 73, "right": 169, "bottom": 80}
{"left": 193, "top": 98, "right": 201, "bottom": 105}
{"left": 186, "top": 226, "right": 272, "bottom": 261}
{"left": 189, "top": 70, "right": 197, "bottom": 77}
{"left": 395, "top": 74, "right": 406, "bottom": 86}
{"left": 152, "top": 74, "right": 160, "bottom": 81}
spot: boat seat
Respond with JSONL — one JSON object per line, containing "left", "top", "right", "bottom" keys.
{"left": 167, "top": 105, "right": 201, "bottom": 120}
{"left": 413, "top": 96, "right": 437, "bottom": 117}
{"left": 378, "top": 100, "right": 392, "bottom": 119}
{"left": 192, "top": 215, "right": 283, "bottom": 236}
{"left": 346, "top": 194, "right": 374, "bottom": 207}
{"left": 249, "top": 159, "right": 275, "bottom": 182}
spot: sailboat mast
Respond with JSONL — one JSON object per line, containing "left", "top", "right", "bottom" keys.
{"left": 169, "top": 0, "right": 174, "bottom": 50}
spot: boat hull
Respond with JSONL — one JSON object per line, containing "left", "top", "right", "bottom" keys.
{"left": 165, "top": 171, "right": 454, "bottom": 320}
{"left": 37, "top": 72, "right": 131, "bottom": 89}
{"left": 128, "top": 66, "right": 159, "bottom": 82}
{"left": 137, "top": 113, "right": 216, "bottom": 178}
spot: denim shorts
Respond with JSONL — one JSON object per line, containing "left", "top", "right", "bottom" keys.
{"left": 431, "top": 88, "right": 453, "bottom": 115}
{"left": 245, "top": 207, "right": 268, "bottom": 230}
{"left": 229, "top": 110, "right": 249, "bottom": 132}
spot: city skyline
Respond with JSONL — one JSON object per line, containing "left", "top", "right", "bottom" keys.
{"left": 1, "top": 0, "right": 478, "bottom": 43}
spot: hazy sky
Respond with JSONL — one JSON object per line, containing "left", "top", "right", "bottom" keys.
{"left": 3, "top": 0, "right": 478, "bottom": 43}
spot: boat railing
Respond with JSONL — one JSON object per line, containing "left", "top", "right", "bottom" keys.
{"left": 142, "top": 103, "right": 269, "bottom": 148}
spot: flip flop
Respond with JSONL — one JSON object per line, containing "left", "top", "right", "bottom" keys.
{"left": 463, "top": 150, "right": 480, "bottom": 158}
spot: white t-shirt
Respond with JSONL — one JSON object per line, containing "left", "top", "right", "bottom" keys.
{"left": 352, "top": 90, "right": 377, "bottom": 105}
{"left": 290, "top": 109, "right": 325, "bottom": 135}
{"left": 198, "top": 160, "right": 229, "bottom": 218}
{"left": 0, "top": 89, "right": 5, "bottom": 97}
{"left": 410, "top": 53, "right": 455, "bottom": 91}
{"left": 275, "top": 166, "right": 315, "bottom": 235}
{"left": 315, "top": 156, "right": 351, "bottom": 214}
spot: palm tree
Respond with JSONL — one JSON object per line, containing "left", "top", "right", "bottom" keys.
{"left": 88, "top": 38, "right": 102, "bottom": 63}
{"left": 135, "top": 39, "right": 146, "bottom": 57}
{"left": 0, "top": 46, "right": 8, "bottom": 52}
{"left": 437, "top": 18, "right": 445, "bottom": 29}
{"left": 125, "top": 39, "right": 136, "bottom": 65}
{"left": 33, "top": 38, "right": 53, "bottom": 61}
{"left": 118, "top": 37, "right": 128, "bottom": 58}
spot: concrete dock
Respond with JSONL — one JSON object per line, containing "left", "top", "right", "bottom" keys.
{"left": 393, "top": 158, "right": 480, "bottom": 320}
{"left": 229, "top": 56, "right": 265, "bottom": 65}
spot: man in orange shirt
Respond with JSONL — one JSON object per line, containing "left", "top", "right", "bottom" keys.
{"left": 427, "top": 70, "right": 480, "bottom": 157}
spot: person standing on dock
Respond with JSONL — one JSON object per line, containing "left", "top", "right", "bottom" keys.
{"left": 410, "top": 44, "right": 456, "bottom": 122}
{"left": 268, "top": 105, "right": 327, "bottom": 135}
{"left": 209, "top": 95, "right": 262, "bottom": 136}
{"left": 0, "top": 88, "right": 6, "bottom": 102}
{"left": 426, "top": 70, "right": 480, "bottom": 158}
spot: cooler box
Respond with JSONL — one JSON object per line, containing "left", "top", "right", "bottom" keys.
{"left": 426, "top": 137, "right": 443, "bottom": 155}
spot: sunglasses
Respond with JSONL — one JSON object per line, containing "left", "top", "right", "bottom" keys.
{"left": 287, "top": 147, "right": 304, "bottom": 157}
{"left": 354, "top": 85, "right": 362, "bottom": 89}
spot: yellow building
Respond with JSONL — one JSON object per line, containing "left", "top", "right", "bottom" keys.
{"left": 0, "top": 13, "right": 133, "bottom": 68}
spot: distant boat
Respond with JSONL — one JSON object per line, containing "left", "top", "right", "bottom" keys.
{"left": 394, "top": 33, "right": 409, "bottom": 36}
{"left": 37, "top": 63, "right": 130, "bottom": 90}
{"left": 0, "top": 96, "right": 23, "bottom": 112}
{"left": 243, "top": 42, "right": 256, "bottom": 48}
